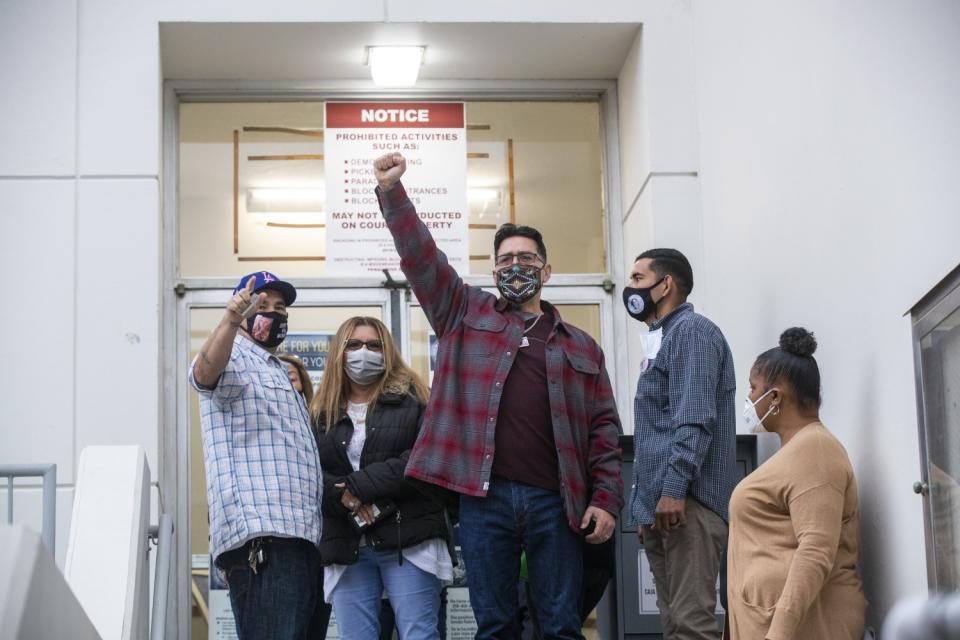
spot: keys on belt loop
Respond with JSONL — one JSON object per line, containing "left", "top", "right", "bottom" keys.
{"left": 248, "top": 538, "right": 266, "bottom": 574}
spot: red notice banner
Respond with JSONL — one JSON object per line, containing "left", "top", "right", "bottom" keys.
{"left": 325, "top": 102, "right": 465, "bottom": 129}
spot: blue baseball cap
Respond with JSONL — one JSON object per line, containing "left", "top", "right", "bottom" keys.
{"left": 233, "top": 271, "right": 297, "bottom": 306}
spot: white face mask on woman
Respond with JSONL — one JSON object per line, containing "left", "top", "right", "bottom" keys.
{"left": 743, "top": 389, "right": 777, "bottom": 434}
{"left": 344, "top": 348, "right": 386, "bottom": 385}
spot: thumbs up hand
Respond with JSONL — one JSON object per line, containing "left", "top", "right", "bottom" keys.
{"left": 225, "top": 276, "right": 262, "bottom": 326}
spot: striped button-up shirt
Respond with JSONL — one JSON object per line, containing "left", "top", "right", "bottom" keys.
{"left": 189, "top": 335, "right": 322, "bottom": 560}
{"left": 378, "top": 183, "right": 623, "bottom": 532}
{"left": 630, "top": 303, "right": 737, "bottom": 525}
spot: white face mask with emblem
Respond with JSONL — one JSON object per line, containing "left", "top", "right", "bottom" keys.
{"left": 743, "top": 389, "right": 777, "bottom": 434}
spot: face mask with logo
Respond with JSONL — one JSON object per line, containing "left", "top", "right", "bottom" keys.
{"left": 246, "top": 311, "right": 288, "bottom": 349}
{"left": 743, "top": 389, "right": 777, "bottom": 434}
{"left": 496, "top": 264, "right": 543, "bottom": 305}
{"left": 622, "top": 277, "right": 665, "bottom": 323}
{"left": 345, "top": 348, "right": 386, "bottom": 386}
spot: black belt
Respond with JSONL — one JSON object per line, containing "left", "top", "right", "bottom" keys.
{"left": 215, "top": 536, "right": 314, "bottom": 569}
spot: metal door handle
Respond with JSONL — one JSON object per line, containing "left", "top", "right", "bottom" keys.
{"left": 913, "top": 482, "right": 929, "bottom": 496}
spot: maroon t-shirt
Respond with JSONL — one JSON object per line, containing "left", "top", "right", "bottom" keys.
{"left": 491, "top": 310, "right": 560, "bottom": 492}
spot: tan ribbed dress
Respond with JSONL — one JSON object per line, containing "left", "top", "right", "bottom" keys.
{"left": 727, "top": 422, "right": 867, "bottom": 640}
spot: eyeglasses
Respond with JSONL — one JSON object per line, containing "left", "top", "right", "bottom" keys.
{"left": 344, "top": 339, "right": 383, "bottom": 352}
{"left": 494, "top": 252, "right": 543, "bottom": 269}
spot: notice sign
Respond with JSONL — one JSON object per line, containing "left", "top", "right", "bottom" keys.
{"left": 637, "top": 548, "right": 725, "bottom": 615}
{"left": 324, "top": 102, "right": 469, "bottom": 276}
{"left": 444, "top": 587, "right": 478, "bottom": 640}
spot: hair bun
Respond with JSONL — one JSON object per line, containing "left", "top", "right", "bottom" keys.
{"left": 780, "top": 327, "right": 817, "bottom": 357}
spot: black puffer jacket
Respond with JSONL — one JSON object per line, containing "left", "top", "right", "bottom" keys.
{"left": 314, "top": 377, "right": 450, "bottom": 566}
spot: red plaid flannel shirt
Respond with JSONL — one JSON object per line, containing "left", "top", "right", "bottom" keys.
{"left": 378, "top": 183, "right": 623, "bottom": 531}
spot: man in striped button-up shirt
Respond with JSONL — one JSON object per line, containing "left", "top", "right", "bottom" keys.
{"left": 190, "top": 271, "right": 322, "bottom": 640}
{"left": 625, "top": 249, "right": 737, "bottom": 640}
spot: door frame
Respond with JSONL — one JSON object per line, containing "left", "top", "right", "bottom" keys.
{"left": 910, "top": 262, "right": 960, "bottom": 589}
{"left": 173, "top": 286, "right": 392, "bottom": 638}
{"left": 162, "top": 78, "right": 626, "bottom": 638}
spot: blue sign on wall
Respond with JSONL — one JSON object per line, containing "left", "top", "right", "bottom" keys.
{"left": 276, "top": 333, "right": 335, "bottom": 386}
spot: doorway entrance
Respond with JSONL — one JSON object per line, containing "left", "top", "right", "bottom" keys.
{"left": 165, "top": 86, "right": 626, "bottom": 638}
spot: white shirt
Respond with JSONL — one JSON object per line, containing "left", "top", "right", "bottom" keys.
{"left": 346, "top": 401, "right": 368, "bottom": 471}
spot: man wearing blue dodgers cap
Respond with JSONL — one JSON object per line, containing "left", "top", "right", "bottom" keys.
{"left": 189, "top": 271, "right": 322, "bottom": 640}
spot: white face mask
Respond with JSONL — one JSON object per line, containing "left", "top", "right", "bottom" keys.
{"left": 639, "top": 328, "right": 664, "bottom": 361}
{"left": 743, "top": 389, "right": 777, "bottom": 434}
{"left": 639, "top": 328, "right": 664, "bottom": 374}
{"left": 344, "top": 348, "right": 386, "bottom": 386}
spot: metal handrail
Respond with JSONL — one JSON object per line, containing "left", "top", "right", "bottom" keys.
{"left": 148, "top": 513, "right": 174, "bottom": 640}
{"left": 0, "top": 464, "right": 56, "bottom": 554}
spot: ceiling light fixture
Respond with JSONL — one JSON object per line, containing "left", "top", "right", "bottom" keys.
{"left": 367, "top": 46, "right": 425, "bottom": 88}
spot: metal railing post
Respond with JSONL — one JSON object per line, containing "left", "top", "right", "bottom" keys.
{"left": 149, "top": 513, "right": 174, "bottom": 640}
{"left": 41, "top": 464, "right": 56, "bottom": 554}
{"left": 0, "top": 464, "right": 57, "bottom": 554}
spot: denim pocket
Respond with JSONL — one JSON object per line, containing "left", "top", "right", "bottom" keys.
{"left": 225, "top": 561, "right": 252, "bottom": 603}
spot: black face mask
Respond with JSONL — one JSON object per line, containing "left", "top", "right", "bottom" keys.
{"left": 496, "top": 264, "right": 543, "bottom": 305}
{"left": 245, "top": 311, "right": 288, "bottom": 349}
{"left": 622, "top": 277, "right": 665, "bottom": 322}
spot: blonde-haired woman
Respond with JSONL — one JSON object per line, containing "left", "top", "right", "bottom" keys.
{"left": 310, "top": 316, "right": 451, "bottom": 640}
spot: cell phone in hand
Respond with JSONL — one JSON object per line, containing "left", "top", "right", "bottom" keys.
{"left": 242, "top": 295, "right": 261, "bottom": 317}
{"left": 581, "top": 519, "right": 597, "bottom": 537}
{"left": 351, "top": 504, "right": 382, "bottom": 530}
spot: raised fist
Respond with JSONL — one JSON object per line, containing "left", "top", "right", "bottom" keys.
{"left": 373, "top": 153, "right": 407, "bottom": 192}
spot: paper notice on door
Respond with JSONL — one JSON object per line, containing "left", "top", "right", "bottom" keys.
{"left": 324, "top": 102, "right": 469, "bottom": 276}
{"left": 638, "top": 548, "right": 726, "bottom": 615}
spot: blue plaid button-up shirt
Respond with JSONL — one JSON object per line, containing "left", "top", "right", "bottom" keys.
{"left": 630, "top": 303, "right": 737, "bottom": 525}
{"left": 189, "top": 335, "right": 322, "bottom": 561}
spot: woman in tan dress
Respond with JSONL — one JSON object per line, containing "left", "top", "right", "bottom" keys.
{"left": 727, "top": 328, "right": 867, "bottom": 639}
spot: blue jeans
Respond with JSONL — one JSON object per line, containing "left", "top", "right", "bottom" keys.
{"left": 459, "top": 479, "right": 584, "bottom": 640}
{"left": 218, "top": 537, "right": 320, "bottom": 640}
{"left": 329, "top": 546, "right": 442, "bottom": 640}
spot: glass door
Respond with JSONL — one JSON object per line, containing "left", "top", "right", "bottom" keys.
{"left": 180, "top": 286, "right": 391, "bottom": 639}
{"left": 405, "top": 285, "right": 616, "bottom": 388}
{"left": 912, "top": 268, "right": 960, "bottom": 591}
{"left": 171, "top": 92, "right": 623, "bottom": 638}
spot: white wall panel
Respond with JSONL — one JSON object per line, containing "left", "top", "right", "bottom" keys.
{"left": 0, "top": 0, "right": 77, "bottom": 176}
{"left": 691, "top": 0, "right": 960, "bottom": 622}
{"left": 75, "top": 179, "right": 159, "bottom": 474}
{"left": 646, "top": 176, "right": 704, "bottom": 298}
{"left": 621, "top": 188, "right": 653, "bottom": 435}
{"left": 77, "top": 1, "right": 160, "bottom": 176}
{"left": 616, "top": 2, "right": 699, "bottom": 198}
{"left": 156, "top": 0, "right": 383, "bottom": 22}
{"left": 387, "top": 0, "right": 655, "bottom": 22}
{"left": 617, "top": 30, "right": 649, "bottom": 210}
{"left": 0, "top": 180, "right": 77, "bottom": 479}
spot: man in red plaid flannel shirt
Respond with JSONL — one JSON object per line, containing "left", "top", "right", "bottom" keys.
{"left": 374, "top": 153, "right": 623, "bottom": 639}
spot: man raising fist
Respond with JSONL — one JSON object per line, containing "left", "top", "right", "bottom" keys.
{"left": 190, "top": 271, "right": 322, "bottom": 640}
{"left": 373, "top": 153, "right": 623, "bottom": 640}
